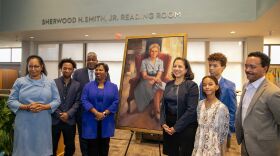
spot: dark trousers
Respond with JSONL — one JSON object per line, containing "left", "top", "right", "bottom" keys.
{"left": 77, "top": 110, "right": 89, "bottom": 156}
{"left": 87, "top": 121, "right": 110, "bottom": 156}
{"left": 163, "top": 114, "right": 197, "bottom": 156}
{"left": 52, "top": 122, "right": 76, "bottom": 156}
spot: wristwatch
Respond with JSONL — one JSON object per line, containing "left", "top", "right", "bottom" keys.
{"left": 103, "top": 111, "right": 107, "bottom": 117}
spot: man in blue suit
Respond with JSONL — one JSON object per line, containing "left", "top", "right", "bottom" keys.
{"left": 52, "top": 58, "right": 81, "bottom": 156}
{"left": 199, "top": 53, "right": 237, "bottom": 148}
{"left": 73, "top": 52, "right": 98, "bottom": 156}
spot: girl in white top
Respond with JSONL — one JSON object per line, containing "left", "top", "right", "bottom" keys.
{"left": 192, "top": 75, "right": 229, "bottom": 156}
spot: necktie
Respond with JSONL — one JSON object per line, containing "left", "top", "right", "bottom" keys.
{"left": 90, "top": 70, "right": 94, "bottom": 81}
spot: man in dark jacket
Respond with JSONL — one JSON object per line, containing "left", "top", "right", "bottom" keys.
{"left": 52, "top": 58, "right": 81, "bottom": 156}
{"left": 72, "top": 52, "right": 98, "bottom": 156}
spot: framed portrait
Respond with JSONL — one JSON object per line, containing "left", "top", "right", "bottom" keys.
{"left": 266, "top": 65, "right": 280, "bottom": 87}
{"left": 117, "top": 33, "right": 187, "bottom": 134}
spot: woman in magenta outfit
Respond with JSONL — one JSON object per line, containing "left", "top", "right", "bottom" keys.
{"left": 81, "top": 63, "right": 119, "bottom": 156}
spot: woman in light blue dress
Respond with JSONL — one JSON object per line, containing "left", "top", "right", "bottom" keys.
{"left": 8, "top": 55, "right": 60, "bottom": 156}
{"left": 134, "top": 43, "right": 164, "bottom": 120}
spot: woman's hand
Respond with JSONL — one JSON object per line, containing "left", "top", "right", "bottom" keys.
{"left": 154, "top": 77, "right": 162, "bottom": 83}
{"left": 169, "top": 127, "right": 176, "bottom": 135}
{"left": 94, "top": 111, "right": 105, "bottom": 121}
{"left": 148, "top": 79, "right": 156, "bottom": 85}
{"left": 162, "top": 124, "right": 169, "bottom": 130}
{"left": 20, "top": 104, "right": 31, "bottom": 110}
{"left": 29, "top": 102, "right": 50, "bottom": 113}
{"left": 162, "top": 124, "right": 171, "bottom": 135}
{"left": 162, "top": 124, "right": 176, "bottom": 135}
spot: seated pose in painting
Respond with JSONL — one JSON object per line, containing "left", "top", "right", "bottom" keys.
{"left": 81, "top": 63, "right": 119, "bottom": 156}
{"left": 134, "top": 43, "right": 164, "bottom": 120}
{"left": 160, "top": 57, "right": 199, "bottom": 156}
{"left": 8, "top": 55, "right": 60, "bottom": 156}
{"left": 192, "top": 76, "right": 229, "bottom": 156}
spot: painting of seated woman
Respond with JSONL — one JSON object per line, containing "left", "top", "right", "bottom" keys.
{"left": 117, "top": 34, "right": 187, "bottom": 133}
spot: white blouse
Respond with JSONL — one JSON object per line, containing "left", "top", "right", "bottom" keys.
{"left": 192, "top": 99, "right": 229, "bottom": 156}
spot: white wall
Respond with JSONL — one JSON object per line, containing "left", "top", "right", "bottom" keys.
{"left": 0, "top": 0, "right": 261, "bottom": 32}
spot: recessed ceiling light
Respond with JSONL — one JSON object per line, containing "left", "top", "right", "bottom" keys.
{"left": 84, "top": 34, "right": 89, "bottom": 37}
{"left": 152, "top": 32, "right": 157, "bottom": 35}
{"left": 230, "top": 31, "right": 236, "bottom": 34}
{"left": 29, "top": 36, "right": 35, "bottom": 39}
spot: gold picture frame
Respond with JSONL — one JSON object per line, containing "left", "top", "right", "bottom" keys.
{"left": 266, "top": 65, "right": 280, "bottom": 88}
{"left": 116, "top": 33, "right": 187, "bottom": 134}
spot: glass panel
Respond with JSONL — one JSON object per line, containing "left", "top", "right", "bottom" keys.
{"left": 76, "top": 62, "right": 84, "bottom": 69}
{"left": 187, "top": 42, "right": 205, "bottom": 61}
{"left": 190, "top": 63, "right": 206, "bottom": 86}
{"left": 45, "top": 62, "right": 58, "bottom": 80}
{"left": 87, "top": 42, "right": 125, "bottom": 61}
{"left": 11, "top": 48, "right": 22, "bottom": 62}
{"left": 38, "top": 44, "right": 59, "bottom": 61}
{"left": 222, "top": 63, "right": 242, "bottom": 91}
{"left": 0, "top": 48, "right": 11, "bottom": 62}
{"left": 263, "top": 45, "right": 269, "bottom": 56}
{"left": 102, "top": 61, "right": 122, "bottom": 89}
{"left": 62, "top": 43, "right": 83, "bottom": 60}
{"left": 270, "top": 46, "right": 280, "bottom": 64}
{"left": 210, "top": 41, "right": 243, "bottom": 62}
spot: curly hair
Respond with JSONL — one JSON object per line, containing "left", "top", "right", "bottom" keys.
{"left": 208, "top": 53, "right": 227, "bottom": 67}
{"left": 58, "top": 58, "right": 77, "bottom": 69}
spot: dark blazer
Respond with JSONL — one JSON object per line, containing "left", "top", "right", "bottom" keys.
{"left": 160, "top": 80, "right": 199, "bottom": 132}
{"left": 81, "top": 80, "right": 119, "bottom": 139}
{"left": 200, "top": 77, "right": 237, "bottom": 132}
{"left": 73, "top": 67, "right": 90, "bottom": 90}
{"left": 52, "top": 77, "right": 81, "bottom": 125}
{"left": 235, "top": 79, "right": 280, "bottom": 156}
{"left": 73, "top": 67, "right": 111, "bottom": 90}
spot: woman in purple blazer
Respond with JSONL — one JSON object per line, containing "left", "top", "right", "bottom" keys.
{"left": 81, "top": 63, "right": 119, "bottom": 156}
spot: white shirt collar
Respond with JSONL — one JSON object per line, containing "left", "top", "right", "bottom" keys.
{"left": 218, "top": 76, "right": 222, "bottom": 83}
{"left": 246, "top": 76, "right": 265, "bottom": 90}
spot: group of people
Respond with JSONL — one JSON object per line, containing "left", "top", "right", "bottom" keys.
{"left": 8, "top": 52, "right": 118, "bottom": 156}
{"left": 160, "top": 52, "right": 280, "bottom": 156}
{"left": 7, "top": 48, "right": 280, "bottom": 156}
{"left": 160, "top": 54, "right": 233, "bottom": 156}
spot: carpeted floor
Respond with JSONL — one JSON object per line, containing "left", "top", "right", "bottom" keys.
{"left": 73, "top": 129, "right": 241, "bottom": 156}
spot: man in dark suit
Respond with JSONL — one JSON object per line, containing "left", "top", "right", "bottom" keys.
{"left": 73, "top": 52, "right": 98, "bottom": 156}
{"left": 235, "top": 52, "right": 280, "bottom": 156}
{"left": 52, "top": 58, "right": 81, "bottom": 156}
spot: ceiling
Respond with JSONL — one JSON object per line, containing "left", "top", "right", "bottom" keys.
{"left": 0, "top": 0, "right": 280, "bottom": 47}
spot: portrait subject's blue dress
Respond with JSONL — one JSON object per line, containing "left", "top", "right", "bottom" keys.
{"left": 8, "top": 74, "right": 60, "bottom": 156}
{"left": 134, "top": 57, "right": 164, "bottom": 112}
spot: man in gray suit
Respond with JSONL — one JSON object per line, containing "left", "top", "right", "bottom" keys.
{"left": 73, "top": 52, "right": 98, "bottom": 156}
{"left": 235, "top": 51, "right": 280, "bottom": 156}
{"left": 52, "top": 58, "right": 81, "bottom": 156}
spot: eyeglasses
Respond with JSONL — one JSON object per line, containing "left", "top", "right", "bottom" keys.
{"left": 28, "top": 65, "right": 41, "bottom": 69}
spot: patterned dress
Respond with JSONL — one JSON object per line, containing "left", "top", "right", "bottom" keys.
{"left": 192, "top": 99, "right": 229, "bottom": 156}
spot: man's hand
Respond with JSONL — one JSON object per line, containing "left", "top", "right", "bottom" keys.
{"left": 60, "top": 112, "right": 69, "bottom": 122}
